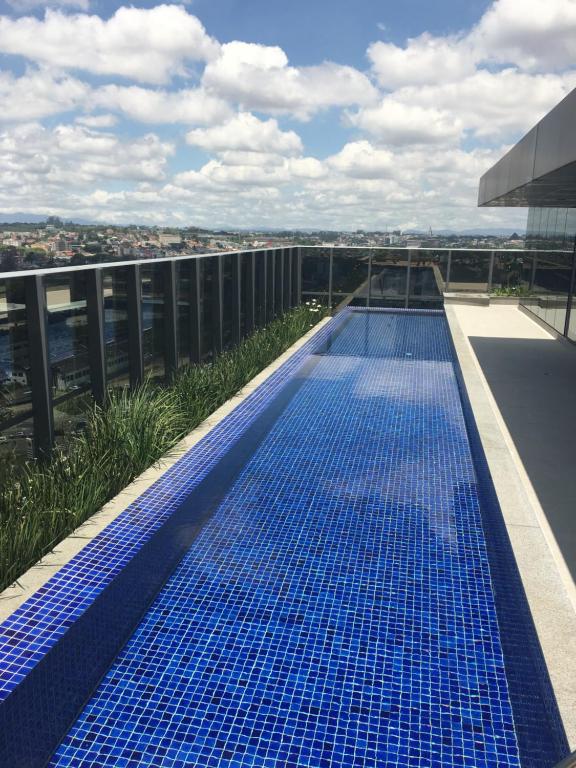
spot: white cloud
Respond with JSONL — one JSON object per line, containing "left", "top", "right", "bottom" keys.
{"left": 93, "top": 85, "right": 231, "bottom": 125}
{"left": 0, "top": 6, "right": 219, "bottom": 84}
{"left": 368, "top": 35, "right": 475, "bottom": 89}
{"left": 368, "top": 0, "right": 576, "bottom": 90}
{"left": 326, "top": 141, "right": 396, "bottom": 179}
{"left": 474, "top": 0, "right": 576, "bottom": 71}
{"left": 202, "top": 41, "right": 378, "bottom": 118}
{"left": 0, "top": 69, "right": 89, "bottom": 122}
{"left": 394, "top": 68, "right": 576, "bottom": 140}
{"left": 186, "top": 113, "right": 303, "bottom": 155}
{"left": 349, "top": 100, "right": 463, "bottom": 145}
{"left": 0, "top": 122, "right": 174, "bottom": 186}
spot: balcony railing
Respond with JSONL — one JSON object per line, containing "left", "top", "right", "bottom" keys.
{"left": 1, "top": 245, "right": 574, "bottom": 458}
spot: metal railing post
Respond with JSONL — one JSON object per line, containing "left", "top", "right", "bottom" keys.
{"left": 163, "top": 260, "right": 178, "bottom": 377}
{"left": 25, "top": 274, "right": 54, "bottom": 457}
{"left": 232, "top": 252, "right": 242, "bottom": 346}
{"left": 190, "top": 259, "right": 202, "bottom": 364}
{"left": 85, "top": 269, "right": 107, "bottom": 405}
{"left": 212, "top": 255, "right": 223, "bottom": 355}
{"left": 446, "top": 251, "right": 452, "bottom": 291}
{"left": 487, "top": 251, "right": 495, "bottom": 292}
{"left": 126, "top": 264, "right": 144, "bottom": 388}
{"left": 367, "top": 251, "right": 373, "bottom": 308}
{"left": 328, "top": 248, "right": 334, "bottom": 309}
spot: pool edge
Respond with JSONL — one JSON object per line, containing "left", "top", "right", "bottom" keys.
{"left": 445, "top": 303, "right": 576, "bottom": 750}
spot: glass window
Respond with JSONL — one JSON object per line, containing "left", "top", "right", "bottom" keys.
{"left": 201, "top": 257, "right": 216, "bottom": 361}
{"left": 177, "top": 259, "right": 192, "bottom": 367}
{"left": 448, "top": 250, "right": 491, "bottom": 292}
{"left": 0, "top": 277, "right": 34, "bottom": 459}
{"left": 141, "top": 263, "right": 165, "bottom": 380}
{"left": 241, "top": 252, "right": 254, "bottom": 337}
{"left": 272, "top": 250, "right": 282, "bottom": 315}
{"left": 45, "top": 273, "right": 92, "bottom": 444}
{"left": 530, "top": 250, "right": 571, "bottom": 334}
{"left": 301, "top": 247, "right": 330, "bottom": 305}
{"left": 222, "top": 254, "right": 234, "bottom": 350}
{"left": 103, "top": 266, "right": 130, "bottom": 388}
{"left": 369, "top": 249, "right": 408, "bottom": 308}
{"left": 409, "top": 250, "right": 442, "bottom": 302}
{"left": 332, "top": 248, "right": 369, "bottom": 308}
{"left": 254, "top": 251, "right": 267, "bottom": 327}
{"left": 492, "top": 252, "right": 526, "bottom": 292}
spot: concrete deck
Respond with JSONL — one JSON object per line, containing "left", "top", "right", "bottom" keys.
{"left": 446, "top": 303, "right": 576, "bottom": 747}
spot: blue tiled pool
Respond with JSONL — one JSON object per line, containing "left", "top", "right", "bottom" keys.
{"left": 2, "top": 310, "right": 568, "bottom": 767}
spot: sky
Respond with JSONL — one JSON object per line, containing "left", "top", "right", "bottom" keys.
{"left": 0, "top": 0, "right": 575, "bottom": 230}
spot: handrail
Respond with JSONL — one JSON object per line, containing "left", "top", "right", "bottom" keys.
{"left": 553, "top": 750, "right": 576, "bottom": 768}
{"left": 0, "top": 244, "right": 572, "bottom": 281}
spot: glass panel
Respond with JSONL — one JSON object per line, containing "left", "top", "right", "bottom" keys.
{"left": 283, "top": 249, "right": 291, "bottom": 310}
{"left": 0, "top": 277, "right": 34, "bottom": 459}
{"left": 528, "top": 250, "right": 571, "bottom": 334}
{"left": 448, "top": 250, "right": 491, "bottom": 292}
{"left": 177, "top": 260, "right": 192, "bottom": 367}
{"left": 370, "top": 249, "right": 408, "bottom": 307}
{"left": 201, "top": 257, "right": 215, "bottom": 362}
{"left": 492, "top": 252, "right": 526, "bottom": 292}
{"left": 275, "top": 251, "right": 283, "bottom": 315}
{"left": 222, "top": 254, "right": 234, "bottom": 350}
{"left": 301, "top": 247, "right": 330, "bottom": 305}
{"left": 266, "top": 251, "right": 275, "bottom": 318}
{"left": 437, "top": 251, "right": 450, "bottom": 288}
{"left": 141, "top": 263, "right": 165, "bottom": 380}
{"left": 255, "top": 251, "right": 267, "bottom": 327}
{"left": 240, "top": 252, "right": 252, "bottom": 337}
{"left": 45, "top": 273, "right": 92, "bottom": 443}
{"left": 409, "top": 250, "right": 442, "bottom": 300}
{"left": 103, "top": 267, "right": 130, "bottom": 388}
{"left": 332, "top": 248, "right": 369, "bottom": 308}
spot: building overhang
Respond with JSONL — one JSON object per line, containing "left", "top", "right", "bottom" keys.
{"left": 478, "top": 88, "right": 576, "bottom": 208}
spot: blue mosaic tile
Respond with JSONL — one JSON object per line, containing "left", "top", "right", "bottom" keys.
{"left": 0, "top": 312, "right": 347, "bottom": 706}
{"left": 44, "top": 311, "right": 556, "bottom": 768}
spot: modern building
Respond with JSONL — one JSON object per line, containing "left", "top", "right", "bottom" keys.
{"left": 479, "top": 87, "right": 576, "bottom": 339}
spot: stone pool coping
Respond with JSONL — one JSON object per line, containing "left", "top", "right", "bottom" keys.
{"left": 445, "top": 303, "right": 576, "bottom": 748}
{"left": 0, "top": 315, "right": 334, "bottom": 625}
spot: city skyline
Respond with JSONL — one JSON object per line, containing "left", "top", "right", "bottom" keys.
{"left": 0, "top": 0, "right": 575, "bottom": 229}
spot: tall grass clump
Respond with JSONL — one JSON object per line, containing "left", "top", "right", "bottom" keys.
{"left": 0, "top": 302, "right": 329, "bottom": 592}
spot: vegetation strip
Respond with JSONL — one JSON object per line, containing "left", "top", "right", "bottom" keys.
{"left": 0, "top": 302, "right": 329, "bottom": 593}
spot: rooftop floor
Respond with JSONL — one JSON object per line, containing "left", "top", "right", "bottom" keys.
{"left": 446, "top": 302, "right": 576, "bottom": 747}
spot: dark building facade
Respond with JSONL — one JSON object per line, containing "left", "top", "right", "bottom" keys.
{"left": 479, "top": 89, "right": 576, "bottom": 339}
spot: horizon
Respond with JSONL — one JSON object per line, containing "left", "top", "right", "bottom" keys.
{"left": 0, "top": 0, "right": 574, "bottom": 230}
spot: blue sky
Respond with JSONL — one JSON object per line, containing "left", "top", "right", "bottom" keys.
{"left": 0, "top": 0, "right": 574, "bottom": 229}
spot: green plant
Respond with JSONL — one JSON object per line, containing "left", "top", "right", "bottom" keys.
{"left": 0, "top": 302, "right": 329, "bottom": 592}
{"left": 489, "top": 285, "right": 533, "bottom": 297}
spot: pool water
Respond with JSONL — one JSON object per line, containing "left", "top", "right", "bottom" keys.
{"left": 49, "top": 310, "right": 564, "bottom": 768}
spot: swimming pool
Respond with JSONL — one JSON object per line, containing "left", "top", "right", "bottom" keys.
{"left": 0, "top": 309, "right": 568, "bottom": 767}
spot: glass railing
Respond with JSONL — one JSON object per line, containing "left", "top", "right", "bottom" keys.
{"left": 1, "top": 245, "right": 574, "bottom": 458}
